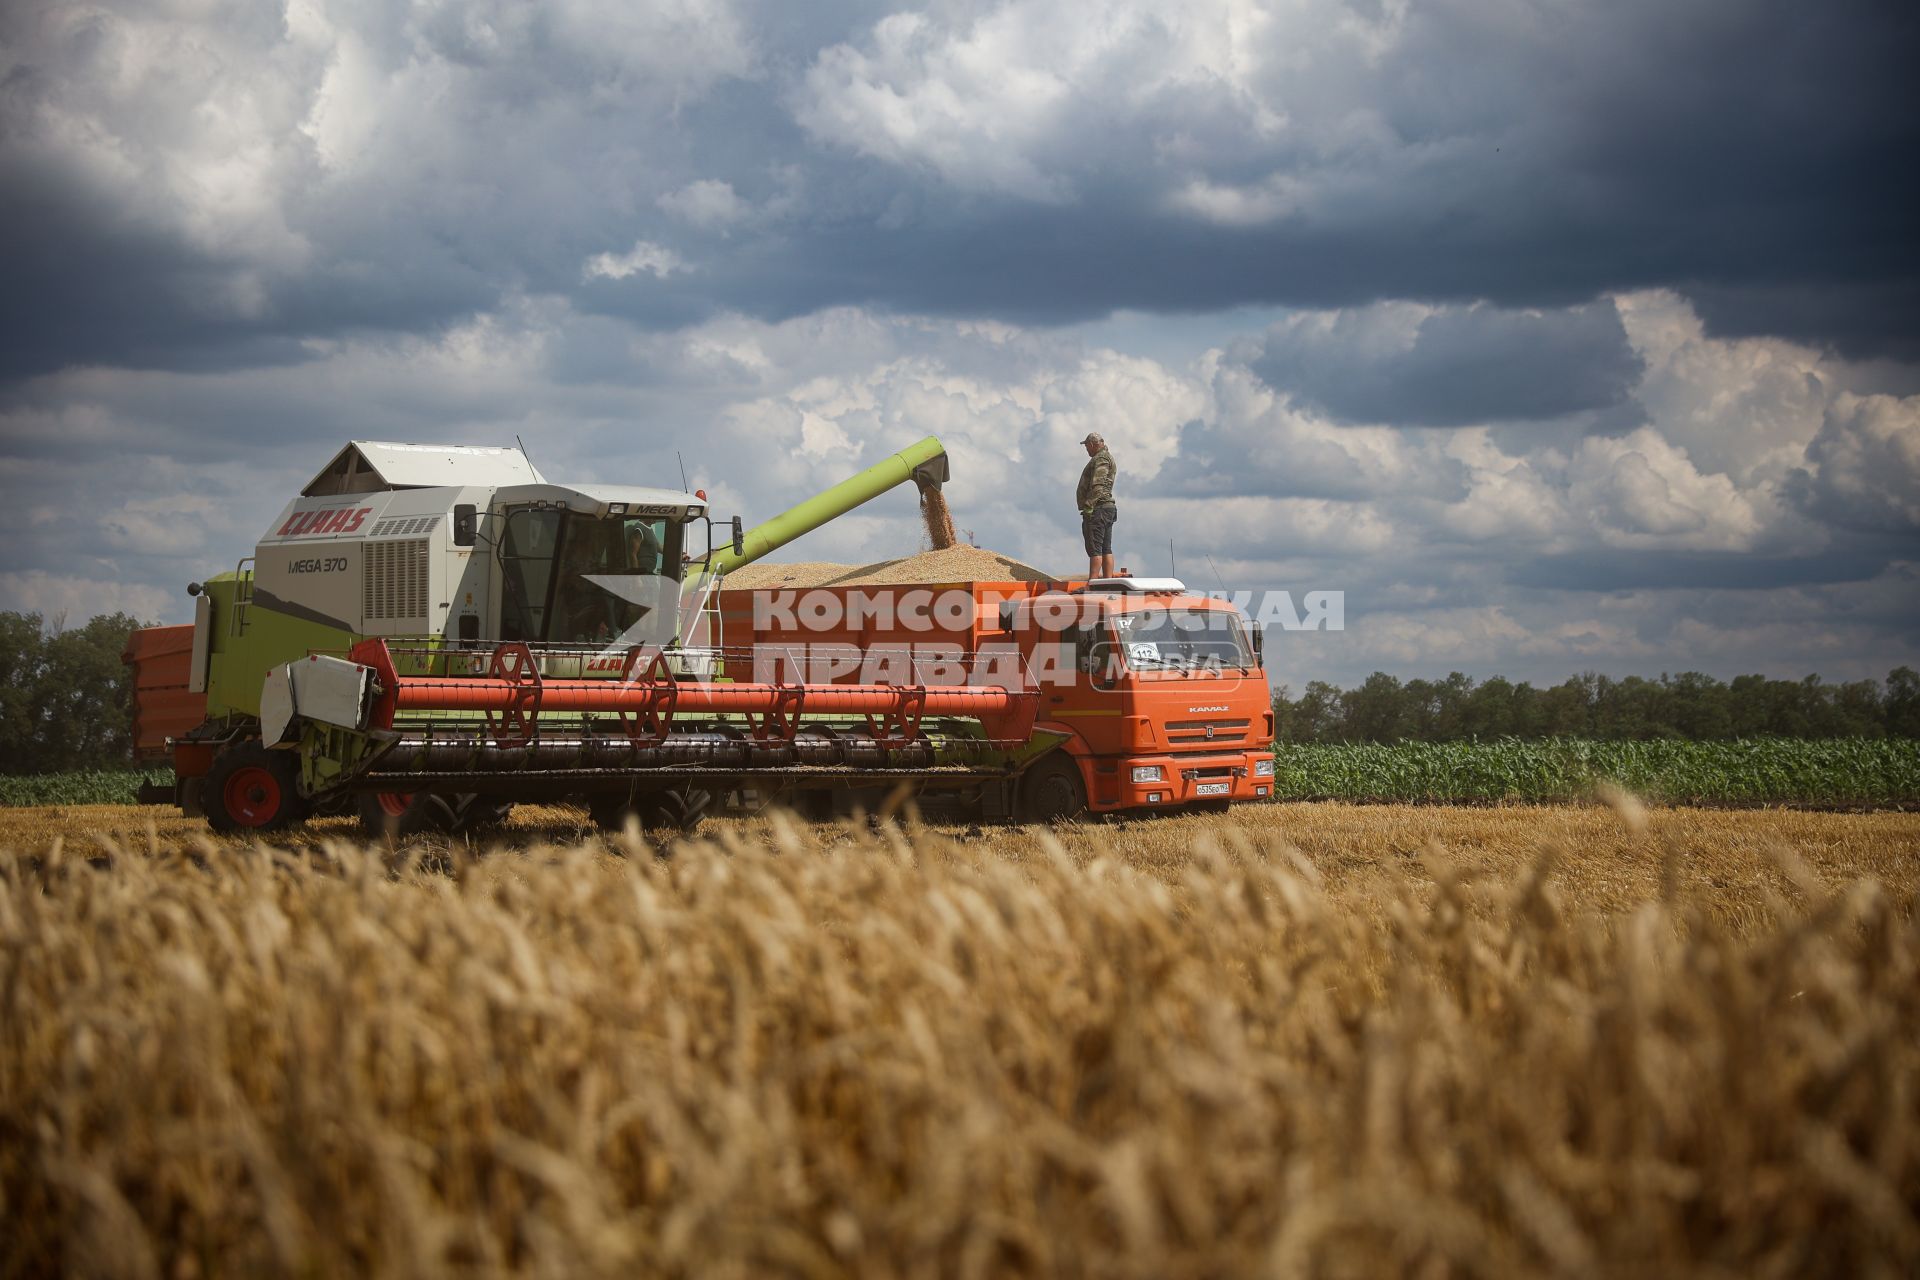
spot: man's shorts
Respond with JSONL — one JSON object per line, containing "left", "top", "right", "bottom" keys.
{"left": 1081, "top": 504, "right": 1117, "bottom": 557}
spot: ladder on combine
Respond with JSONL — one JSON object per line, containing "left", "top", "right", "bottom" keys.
{"left": 228, "top": 557, "right": 256, "bottom": 637}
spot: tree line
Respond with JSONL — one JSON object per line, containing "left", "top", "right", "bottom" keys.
{"left": 0, "top": 612, "right": 144, "bottom": 774}
{"left": 1272, "top": 668, "right": 1920, "bottom": 744}
{"left": 3, "top": 612, "right": 1918, "bottom": 773}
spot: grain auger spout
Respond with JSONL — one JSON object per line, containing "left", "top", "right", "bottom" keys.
{"left": 697, "top": 436, "right": 955, "bottom": 582}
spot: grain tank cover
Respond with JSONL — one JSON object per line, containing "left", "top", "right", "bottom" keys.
{"left": 302, "top": 441, "right": 544, "bottom": 496}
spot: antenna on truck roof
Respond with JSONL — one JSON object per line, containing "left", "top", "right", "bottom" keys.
{"left": 1205, "top": 553, "right": 1228, "bottom": 598}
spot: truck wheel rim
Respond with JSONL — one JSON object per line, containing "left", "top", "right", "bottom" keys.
{"left": 224, "top": 767, "right": 282, "bottom": 827}
{"left": 376, "top": 792, "right": 413, "bottom": 817}
{"left": 1036, "top": 772, "right": 1078, "bottom": 817}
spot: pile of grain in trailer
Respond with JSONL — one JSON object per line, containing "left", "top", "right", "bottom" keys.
{"left": 723, "top": 546, "right": 1056, "bottom": 589}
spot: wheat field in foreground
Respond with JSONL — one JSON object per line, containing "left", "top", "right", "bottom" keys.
{"left": 3, "top": 801, "right": 1917, "bottom": 1277}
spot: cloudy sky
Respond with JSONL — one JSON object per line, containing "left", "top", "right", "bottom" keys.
{"left": 3, "top": 0, "right": 1916, "bottom": 691}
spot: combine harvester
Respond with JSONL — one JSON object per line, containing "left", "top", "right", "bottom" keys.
{"left": 124, "top": 437, "right": 1276, "bottom": 833}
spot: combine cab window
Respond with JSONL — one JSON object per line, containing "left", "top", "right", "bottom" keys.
{"left": 501, "top": 510, "right": 686, "bottom": 645}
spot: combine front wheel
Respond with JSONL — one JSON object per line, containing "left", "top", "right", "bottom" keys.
{"left": 448, "top": 796, "right": 514, "bottom": 835}
{"left": 590, "top": 787, "right": 711, "bottom": 835}
{"left": 205, "top": 744, "right": 309, "bottom": 834}
{"left": 655, "top": 788, "right": 712, "bottom": 833}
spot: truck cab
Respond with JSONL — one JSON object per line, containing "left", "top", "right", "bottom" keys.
{"left": 713, "top": 573, "right": 1275, "bottom": 820}
{"left": 1007, "top": 580, "right": 1275, "bottom": 816}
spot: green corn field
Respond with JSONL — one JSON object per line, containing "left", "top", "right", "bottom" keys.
{"left": 0, "top": 770, "right": 173, "bottom": 807}
{"left": 3, "top": 739, "right": 1918, "bottom": 809}
{"left": 1269, "top": 737, "right": 1920, "bottom": 806}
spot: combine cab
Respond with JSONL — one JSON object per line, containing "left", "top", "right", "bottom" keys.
{"left": 125, "top": 437, "right": 1274, "bottom": 834}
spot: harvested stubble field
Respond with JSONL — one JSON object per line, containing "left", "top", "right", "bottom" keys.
{"left": 3, "top": 801, "right": 1918, "bottom": 1277}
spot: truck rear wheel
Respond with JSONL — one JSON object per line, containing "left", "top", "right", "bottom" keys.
{"left": 1019, "top": 755, "right": 1087, "bottom": 824}
{"left": 205, "top": 744, "right": 309, "bottom": 834}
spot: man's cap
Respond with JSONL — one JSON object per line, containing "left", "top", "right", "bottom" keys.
{"left": 1081, "top": 432, "right": 1103, "bottom": 444}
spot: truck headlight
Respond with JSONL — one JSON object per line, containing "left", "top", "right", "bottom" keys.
{"left": 1131, "top": 765, "right": 1164, "bottom": 783}
{"left": 1254, "top": 758, "right": 1274, "bottom": 777}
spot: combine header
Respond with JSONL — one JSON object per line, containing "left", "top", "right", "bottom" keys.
{"left": 126, "top": 436, "right": 1275, "bottom": 834}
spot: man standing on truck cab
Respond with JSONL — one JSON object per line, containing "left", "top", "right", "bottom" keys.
{"left": 1077, "top": 432, "right": 1117, "bottom": 580}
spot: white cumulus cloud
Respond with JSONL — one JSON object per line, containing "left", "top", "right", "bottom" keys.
{"left": 582, "top": 241, "right": 686, "bottom": 282}
{"left": 658, "top": 179, "right": 752, "bottom": 230}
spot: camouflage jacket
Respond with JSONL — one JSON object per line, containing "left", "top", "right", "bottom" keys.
{"left": 1076, "top": 447, "right": 1116, "bottom": 511}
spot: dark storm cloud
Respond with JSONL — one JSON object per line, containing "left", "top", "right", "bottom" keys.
{"left": 1249, "top": 302, "right": 1644, "bottom": 427}
{"left": 3, "top": 0, "right": 1916, "bottom": 382}
{"left": 0, "top": 152, "right": 500, "bottom": 379}
{"left": 1505, "top": 546, "right": 1895, "bottom": 593}
{"left": 623, "top": 0, "right": 1919, "bottom": 355}
{"left": 656, "top": 200, "right": 1614, "bottom": 325}
{"left": 0, "top": 174, "right": 259, "bottom": 379}
{"left": 1152, "top": 413, "right": 1474, "bottom": 503}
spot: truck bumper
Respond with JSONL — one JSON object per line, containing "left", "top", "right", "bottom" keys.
{"left": 1096, "top": 750, "right": 1275, "bottom": 811}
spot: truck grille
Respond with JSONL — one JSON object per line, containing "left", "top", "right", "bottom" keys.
{"left": 365, "top": 538, "right": 430, "bottom": 623}
{"left": 1165, "top": 718, "right": 1250, "bottom": 744}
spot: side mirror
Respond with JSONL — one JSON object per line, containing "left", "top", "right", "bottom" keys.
{"left": 1250, "top": 622, "right": 1265, "bottom": 667}
{"left": 731, "top": 515, "right": 745, "bottom": 557}
{"left": 452, "top": 504, "right": 478, "bottom": 547}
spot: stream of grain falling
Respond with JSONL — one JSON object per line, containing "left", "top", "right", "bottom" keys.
{"left": 920, "top": 485, "right": 958, "bottom": 549}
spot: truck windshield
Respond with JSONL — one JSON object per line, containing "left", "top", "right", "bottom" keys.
{"left": 1110, "top": 608, "right": 1253, "bottom": 672}
{"left": 501, "top": 511, "right": 685, "bottom": 644}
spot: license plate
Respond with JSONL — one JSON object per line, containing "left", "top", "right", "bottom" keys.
{"left": 1195, "top": 782, "right": 1230, "bottom": 796}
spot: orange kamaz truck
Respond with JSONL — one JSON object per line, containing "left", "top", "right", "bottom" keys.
{"left": 714, "top": 575, "right": 1274, "bottom": 820}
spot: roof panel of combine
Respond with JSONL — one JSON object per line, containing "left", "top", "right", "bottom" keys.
{"left": 492, "top": 483, "right": 704, "bottom": 520}
{"left": 301, "top": 441, "right": 545, "bottom": 496}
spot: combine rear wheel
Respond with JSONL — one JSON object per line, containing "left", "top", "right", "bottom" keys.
{"left": 1018, "top": 754, "right": 1087, "bottom": 824}
{"left": 205, "top": 744, "right": 309, "bottom": 834}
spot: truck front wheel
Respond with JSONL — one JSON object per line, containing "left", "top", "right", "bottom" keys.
{"left": 205, "top": 744, "right": 309, "bottom": 834}
{"left": 1019, "top": 755, "right": 1087, "bottom": 824}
